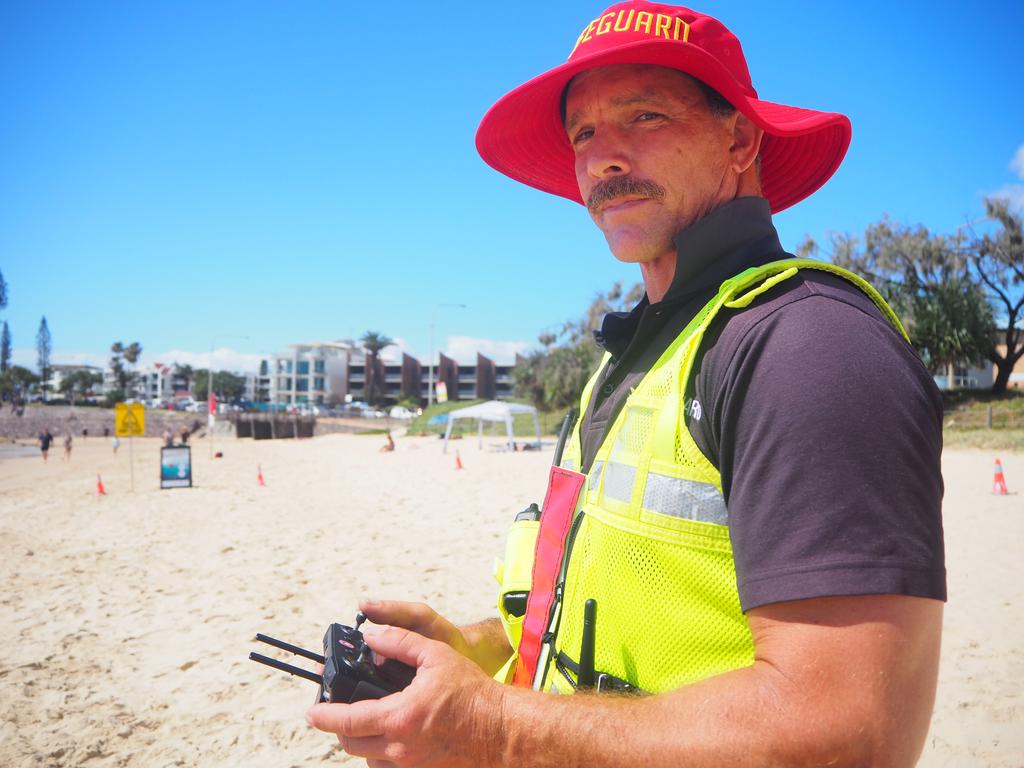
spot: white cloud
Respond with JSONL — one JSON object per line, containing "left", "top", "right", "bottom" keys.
{"left": 141, "top": 348, "right": 265, "bottom": 373}
{"left": 10, "top": 348, "right": 106, "bottom": 369}
{"left": 8, "top": 346, "right": 267, "bottom": 374}
{"left": 990, "top": 183, "right": 1024, "bottom": 212}
{"left": 1011, "top": 144, "right": 1024, "bottom": 179}
{"left": 443, "top": 336, "right": 531, "bottom": 365}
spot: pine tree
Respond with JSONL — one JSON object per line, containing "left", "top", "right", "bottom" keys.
{"left": 36, "top": 317, "right": 51, "bottom": 398}
{"left": 0, "top": 321, "right": 11, "bottom": 373}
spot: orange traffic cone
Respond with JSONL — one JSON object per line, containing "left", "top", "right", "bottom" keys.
{"left": 455, "top": 450, "right": 464, "bottom": 470}
{"left": 257, "top": 464, "right": 266, "bottom": 487}
{"left": 993, "top": 458, "right": 1009, "bottom": 495}
{"left": 96, "top": 473, "right": 107, "bottom": 495}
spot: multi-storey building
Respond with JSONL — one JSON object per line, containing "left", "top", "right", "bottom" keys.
{"left": 134, "top": 363, "right": 190, "bottom": 404}
{"left": 46, "top": 364, "right": 107, "bottom": 402}
{"left": 265, "top": 340, "right": 516, "bottom": 406}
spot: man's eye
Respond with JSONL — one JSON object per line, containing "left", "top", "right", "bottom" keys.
{"left": 571, "top": 129, "right": 594, "bottom": 145}
{"left": 636, "top": 112, "right": 663, "bottom": 122}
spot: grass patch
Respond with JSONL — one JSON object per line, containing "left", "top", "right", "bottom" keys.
{"left": 940, "top": 389, "right": 1024, "bottom": 449}
{"left": 942, "top": 389, "right": 1024, "bottom": 430}
{"left": 942, "top": 429, "right": 1024, "bottom": 452}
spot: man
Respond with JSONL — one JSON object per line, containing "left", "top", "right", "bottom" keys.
{"left": 308, "top": 3, "right": 945, "bottom": 765}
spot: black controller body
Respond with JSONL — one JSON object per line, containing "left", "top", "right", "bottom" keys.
{"left": 319, "top": 621, "right": 417, "bottom": 704}
{"left": 250, "top": 612, "right": 417, "bottom": 705}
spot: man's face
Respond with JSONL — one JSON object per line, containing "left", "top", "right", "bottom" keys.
{"left": 564, "top": 64, "right": 737, "bottom": 264}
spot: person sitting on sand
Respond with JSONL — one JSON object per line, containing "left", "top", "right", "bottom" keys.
{"left": 379, "top": 430, "right": 395, "bottom": 453}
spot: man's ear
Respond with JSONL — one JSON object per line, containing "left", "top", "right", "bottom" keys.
{"left": 729, "top": 112, "right": 764, "bottom": 175}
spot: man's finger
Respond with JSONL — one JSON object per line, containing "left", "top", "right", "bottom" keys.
{"left": 306, "top": 700, "right": 388, "bottom": 738}
{"left": 363, "top": 625, "right": 435, "bottom": 668}
{"left": 337, "top": 734, "right": 393, "bottom": 760}
{"left": 360, "top": 599, "right": 438, "bottom": 633}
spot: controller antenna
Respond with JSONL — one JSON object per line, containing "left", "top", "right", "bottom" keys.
{"left": 254, "top": 633, "right": 326, "bottom": 664}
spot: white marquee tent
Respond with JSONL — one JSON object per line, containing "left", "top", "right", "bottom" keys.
{"left": 442, "top": 401, "right": 541, "bottom": 453}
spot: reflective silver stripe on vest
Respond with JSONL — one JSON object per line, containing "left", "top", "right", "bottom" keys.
{"left": 642, "top": 472, "right": 728, "bottom": 525}
{"left": 602, "top": 461, "right": 636, "bottom": 503}
{"left": 588, "top": 460, "right": 604, "bottom": 493}
{"left": 562, "top": 458, "right": 576, "bottom": 472}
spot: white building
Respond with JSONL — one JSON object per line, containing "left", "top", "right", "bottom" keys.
{"left": 46, "top": 364, "right": 107, "bottom": 402}
{"left": 133, "top": 363, "right": 190, "bottom": 404}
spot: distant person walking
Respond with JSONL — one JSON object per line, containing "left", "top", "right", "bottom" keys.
{"left": 163, "top": 428, "right": 174, "bottom": 447}
{"left": 179, "top": 426, "right": 190, "bottom": 445}
{"left": 62, "top": 433, "right": 73, "bottom": 461}
{"left": 39, "top": 430, "right": 53, "bottom": 462}
{"left": 111, "top": 435, "right": 120, "bottom": 456}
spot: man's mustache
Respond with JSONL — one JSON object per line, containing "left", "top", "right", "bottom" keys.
{"left": 586, "top": 176, "right": 666, "bottom": 213}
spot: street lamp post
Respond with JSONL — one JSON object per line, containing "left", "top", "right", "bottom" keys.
{"left": 427, "top": 304, "right": 467, "bottom": 408}
{"left": 207, "top": 334, "right": 249, "bottom": 458}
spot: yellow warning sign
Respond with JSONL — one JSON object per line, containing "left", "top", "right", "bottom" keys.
{"left": 115, "top": 403, "right": 145, "bottom": 437}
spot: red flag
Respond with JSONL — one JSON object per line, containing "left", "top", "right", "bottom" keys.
{"left": 209, "top": 391, "right": 216, "bottom": 415}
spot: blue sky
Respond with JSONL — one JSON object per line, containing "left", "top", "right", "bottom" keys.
{"left": 2, "top": 1, "right": 1022, "bottom": 372}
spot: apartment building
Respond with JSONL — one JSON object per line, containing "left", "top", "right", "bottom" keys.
{"left": 266, "top": 340, "right": 515, "bottom": 406}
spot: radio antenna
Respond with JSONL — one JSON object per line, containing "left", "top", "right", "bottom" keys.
{"left": 255, "top": 633, "right": 325, "bottom": 664}
{"left": 249, "top": 652, "right": 322, "bottom": 685}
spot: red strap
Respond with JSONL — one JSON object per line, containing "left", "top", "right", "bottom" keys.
{"left": 512, "top": 466, "right": 586, "bottom": 687}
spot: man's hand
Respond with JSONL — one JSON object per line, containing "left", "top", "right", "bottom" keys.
{"left": 358, "top": 599, "right": 511, "bottom": 676}
{"left": 306, "top": 625, "right": 505, "bottom": 768}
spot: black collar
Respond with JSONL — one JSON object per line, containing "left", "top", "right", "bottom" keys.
{"left": 594, "top": 197, "right": 786, "bottom": 354}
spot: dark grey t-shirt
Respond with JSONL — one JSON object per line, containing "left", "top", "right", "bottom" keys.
{"left": 579, "top": 198, "right": 946, "bottom": 611}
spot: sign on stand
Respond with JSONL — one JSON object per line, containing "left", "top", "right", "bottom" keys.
{"left": 160, "top": 446, "right": 193, "bottom": 489}
{"left": 115, "top": 402, "right": 145, "bottom": 492}
{"left": 115, "top": 403, "right": 145, "bottom": 437}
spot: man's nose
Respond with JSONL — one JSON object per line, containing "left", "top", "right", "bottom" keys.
{"left": 584, "top": 129, "right": 632, "bottom": 179}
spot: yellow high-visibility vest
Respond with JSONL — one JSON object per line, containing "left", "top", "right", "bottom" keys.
{"left": 496, "top": 259, "right": 907, "bottom": 694}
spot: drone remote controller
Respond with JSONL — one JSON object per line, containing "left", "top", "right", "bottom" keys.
{"left": 250, "top": 612, "right": 417, "bottom": 704}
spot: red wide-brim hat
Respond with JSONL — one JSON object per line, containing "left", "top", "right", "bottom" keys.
{"left": 476, "top": 1, "right": 851, "bottom": 214}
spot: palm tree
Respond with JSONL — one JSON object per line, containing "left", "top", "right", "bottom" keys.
{"left": 360, "top": 331, "right": 393, "bottom": 406}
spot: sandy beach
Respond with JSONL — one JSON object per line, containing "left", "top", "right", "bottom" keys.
{"left": 0, "top": 432, "right": 1021, "bottom": 767}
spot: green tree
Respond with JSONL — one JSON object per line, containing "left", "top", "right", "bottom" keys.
{"left": 0, "top": 267, "right": 7, "bottom": 310}
{"left": 59, "top": 369, "right": 104, "bottom": 406}
{"left": 800, "top": 218, "right": 995, "bottom": 387}
{"left": 36, "top": 317, "right": 51, "bottom": 399}
{"left": 0, "top": 365, "right": 39, "bottom": 402}
{"left": 911, "top": 279, "right": 994, "bottom": 388}
{"left": 972, "top": 198, "right": 1024, "bottom": 393}
{"left": 1, "top": 321, "right": 11, "bottom": 373}
{"left": 212, "top": 370, "right": 245, "bottom": 401}
{"left": 515, "top": 283, "right": 642, "bottom": 411}
{"left": 360, "top": 331, "right": 393, "bottom": 405}
{"left": 192, "top": 368, "right": 210, "bottom": 401}
{"left": 192, "top": 369, "right": 244, "bottom": 402}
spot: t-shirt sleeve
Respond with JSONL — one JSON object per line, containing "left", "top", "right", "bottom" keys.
{"left": 691, "top": 278, "right": 946, "bottom": 612}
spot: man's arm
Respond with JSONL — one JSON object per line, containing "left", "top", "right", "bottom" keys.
{"left": 309, "top": 594, "right": 942, "bottom": 768}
